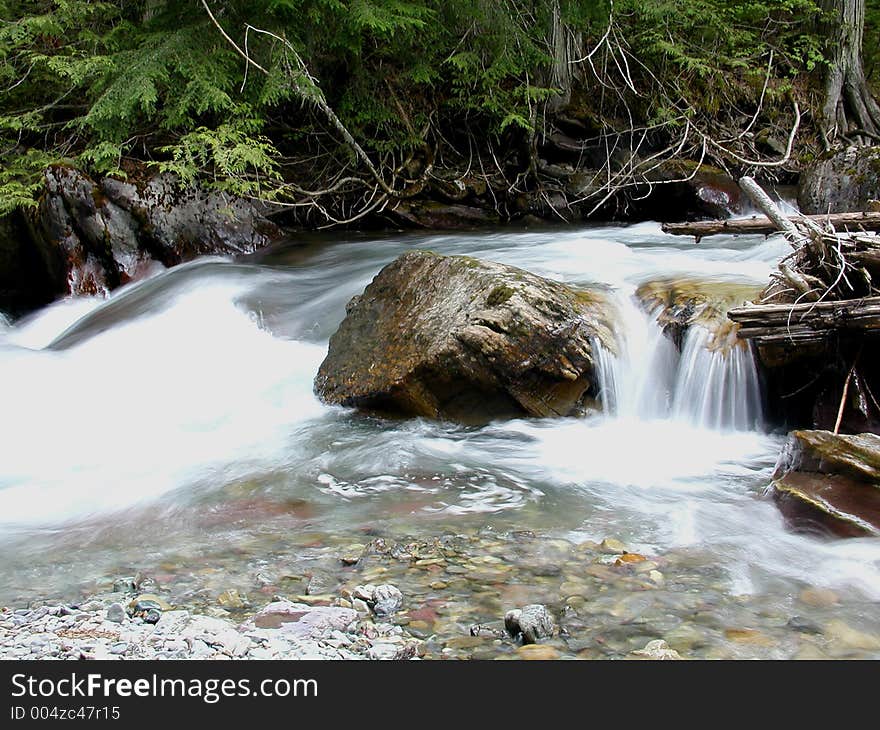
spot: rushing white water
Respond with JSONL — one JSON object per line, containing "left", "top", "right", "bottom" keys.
{"left": 671, "top": 323, "right": 763, "bottom": 431}
{"left": 593, "top": 299, "right": 763, "bottom": 431}
{"left": 0, "top": 222, "right": 879, "bottom": 610}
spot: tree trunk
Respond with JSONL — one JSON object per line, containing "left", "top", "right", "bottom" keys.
{"left": 548, "top": 0, "right": 577, "bottom": 110}
{"left": 821, "top": 0, "right": 880, "bottom": 145}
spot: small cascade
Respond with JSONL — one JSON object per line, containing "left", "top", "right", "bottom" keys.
{"left": 594, "top": 292, "right": 763, "bottom": 431}
{"left": 593, "top": 296, "right": 678, "bottom": 419}
{"left": 671, "top": 322, "right": 763, "bottom": 431}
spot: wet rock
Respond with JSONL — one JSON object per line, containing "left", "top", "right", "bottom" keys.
{"left": 615, "top": 553, "right": 648, "bottom": 566}
{"left": 787, "top": 616, "right": 822, "bottom": 634}
{"left": 100, "top": 173, "right": 282, "bottom": 265}
{"left": 504, "top": 604, "right": 557, "bottom": 644}
{"left": 315, "top": 250, "right": 617, "bottom": 422}
{"left": 340, "top": 544, "right": 366, "bottom": 566}
{"left": 28, "top": 165, "right": 282, "bottom": 301}
{"left": 798, "top": 146, "right": 880, "bottom": 215}
{"left": 779, "top": 430, "right": 880, "bottom": 482}
{"left": 723, "top": 628, "right": 776, "bottom": 647}
{"left": 636, "top": 278, "right": 761, "bottom": 350}
{"left": 772, "top": 430, "right": 880, "bottom": 537}
{"left": 306, "top": 573, "right": 333, "bottom": 596}
{"left": 112, "top": 577, "right": 138, "bottom": 594}
{"left": 469, "top": 623, "right": 506, "bottom": 639}
{"left": 825, "top": 619, "right": 880, "bottom": 651}
{"left": 353, "top": 585, "right": 376, "bottom": 602}
{"left": 630, "top": 639, "right": 682, "bottom": 660}
{"left": 217, "top": 589, "right": 247, "bottom": 609}
{"left": 128, "top": 594, "right": 172, "bottom": 613}
{"left": 515, "top": 644, "right": 560, "bottom": 660}
{"left": 105, "top": 603, "right": 126, "bottom": 624}
{"left": 646, "top": 161, "right": 744, "bottom": 219}
{"left": 143, "top": 609, "right": 162, "bottom": 625}
{"left": 799, "top": 587, "right": 839, "bottom": 608}
{"left": 372, "top": 585, "right": 404, "bottom": 617}
{"left": 599, "top": 538, "right": 626, "bottom": 555}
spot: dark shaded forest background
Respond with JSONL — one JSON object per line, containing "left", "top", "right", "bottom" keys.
{"left": 2, "top": 1, "right": 879, "bottom": 223}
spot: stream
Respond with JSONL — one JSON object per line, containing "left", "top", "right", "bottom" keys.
{"left": 1, "top": 222, "right": 879, "bottom": 659}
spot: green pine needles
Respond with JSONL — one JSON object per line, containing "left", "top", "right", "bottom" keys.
{"left": 0, "top": 1, "right": 841, "bottom": 216}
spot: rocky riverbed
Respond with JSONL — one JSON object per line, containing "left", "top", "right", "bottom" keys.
{"left": 3, "top": 529, "right": 879, "bottom": 660}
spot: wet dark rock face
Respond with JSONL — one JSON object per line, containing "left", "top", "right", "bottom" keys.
{"left": 1, "top": 165, "right": 283, "bottom": 312}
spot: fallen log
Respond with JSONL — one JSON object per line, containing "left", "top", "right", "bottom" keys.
{"left": 728, "top": 296, "right": 880, "bottom": 343}
{"left": 662, "top": 211, "right": 880, "bottom": 239}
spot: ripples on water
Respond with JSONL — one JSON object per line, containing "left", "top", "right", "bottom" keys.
{"left": 1, "top": 222, "right": 879, "bottom": 613}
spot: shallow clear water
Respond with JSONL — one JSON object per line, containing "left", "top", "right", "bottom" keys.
{"left": 1, "top": 222, "right": 878, "bottom": 658}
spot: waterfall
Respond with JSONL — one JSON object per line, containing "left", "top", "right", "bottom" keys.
{"left": 671, "top": 323, "right": 763, "bottom": 431}
{"left": 594, "top": 294, "right": 763, "bottom": 431}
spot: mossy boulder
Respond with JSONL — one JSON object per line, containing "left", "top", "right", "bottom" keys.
{"left": 798, "top": 146, "right": 880, "bottom": 215}
{"left": 772, "top": 430, "right": 880, "bottom": 538}
{"left": 636, "top": 277, "right": 762, "bottom": 350}
{"left": 314, "top": 251, "right": 617, "bottom": 422}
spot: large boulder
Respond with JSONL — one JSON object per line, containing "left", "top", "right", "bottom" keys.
{"left": 26, "top": 165, "right": 283, "bottom": 299}
{"left": 798, "top": 146, "right": 880, "bottom": 215}
{"left": 772, "top": 430, "right": 880, "bottom": 537}
{"left": 314, "top": 251, "right": 617, "bottom": 422}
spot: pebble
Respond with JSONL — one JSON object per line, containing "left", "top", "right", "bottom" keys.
{"left": 217, "top": 589, "right": 247, "bottom": 609}
{"left": 723, "top": 628, "right": 776, "bottom": 647}
{"left": 368, "top": 643, "right": 401, "bottom": 660}
{"left": 4, "top": 530, "right": 876, "bottom": 663}
{"left": 799, "top": 588, "right": 839, "bottom": 608}
{"left": 631, "top": 639, "right": 682, "bottom": 660}
{"left": 340, "top": 544, "right": 366, "bottom": 565}
{"left": 515, "top": 644, "right": 560, "bottom": 660}
{"left": 372, "top": 585, "right": 404, "bottom": 617}
{"left": 504, "top": 604, "right": 556, "bottom": 644}
{"left": 825, "top": 620, "right": 880, "bottom": 650}
{"left": 352, "top": 599, "right": 370, "bottom": 614}
{"left": 600, "top": 538, "right": 626, "bottom": 554}
{"left": 106, "top": 603, "right": 126, "bottom": 624}
{"left": 786, "top": 616, "right": 822, "bottom": 634}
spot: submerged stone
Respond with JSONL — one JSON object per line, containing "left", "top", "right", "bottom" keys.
{"left": 630, "top": 639, "right": 682, "bottom": 660}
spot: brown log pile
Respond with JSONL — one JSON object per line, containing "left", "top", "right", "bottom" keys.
{"left": 728, "top": 177, "right": 880, "bottom": 436}
{"left": 662, "top": 211, "right": 880, "bottom": 239}
{"left": 728, "top": 296, "right": 880, "bottom": 342}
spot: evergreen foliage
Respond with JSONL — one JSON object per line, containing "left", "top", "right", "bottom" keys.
{"left": 0, "top": 0, "right": 860, "bottom": 215}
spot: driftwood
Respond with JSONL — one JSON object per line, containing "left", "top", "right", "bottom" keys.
{"left": 723, "top": 177, "right": 880, "bottom": 349}
{"left": 728, "top": 297, "right": 880, "bottom": 343}
{"left": 662, "top": 211, "right": 880, "bottom": 239}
